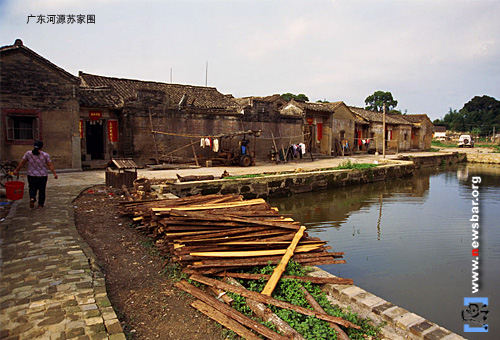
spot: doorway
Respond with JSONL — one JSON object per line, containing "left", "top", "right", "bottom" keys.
{"left": 86, "top": 120, "right": 105, "bottom": 160}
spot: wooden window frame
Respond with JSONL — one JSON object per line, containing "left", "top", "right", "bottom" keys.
{"left": 3, "top": 109, "right": 42, "bottom": 145}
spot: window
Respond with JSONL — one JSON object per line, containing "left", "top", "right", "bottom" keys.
{"left": 4, "top": 110, "right": 40, "bottom": 142}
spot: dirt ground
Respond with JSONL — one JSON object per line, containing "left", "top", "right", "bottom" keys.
{"left": 74, "top": 186, "right": 228, "bottom": 340}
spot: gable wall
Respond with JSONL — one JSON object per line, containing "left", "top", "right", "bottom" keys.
{"left": 0, "top": 51, "right": 80, "bottom": 169}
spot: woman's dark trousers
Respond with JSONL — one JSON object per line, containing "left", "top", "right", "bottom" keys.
{"left": 28, "top": 175, "right": 48, "bottom": 206}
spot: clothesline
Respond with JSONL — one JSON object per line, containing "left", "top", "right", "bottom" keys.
{"left": 151, "top": 129, "right": 309, "bottom": 140}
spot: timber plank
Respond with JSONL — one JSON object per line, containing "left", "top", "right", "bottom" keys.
{"left": 261, "top": 225, "right": 306, "bottom": 296}
{"left": 189, "top": 243, "right": 322, "bottom": 258}
{"left": 301, "top": 287, "right": 350, "bottom": 340}
{"left": 215, "top": 272, "right": 353, "bottom": 285}
{"left": 190, "top": 300, "right": 261, "bottom": 340}
{"left": 176, "top": 280, "right": 288, "bottom": 340}
{"left": 190, "top": 274, "right": 360, "bottom": 329}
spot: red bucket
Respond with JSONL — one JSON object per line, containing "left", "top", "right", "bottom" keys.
{"left": 5, "top": 181, "right": 25, "bottom": 201}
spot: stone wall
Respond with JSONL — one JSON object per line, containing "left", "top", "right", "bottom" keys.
{"left": 397, "top": 152, "right": 466, "bottom": 167}
{"left": 169, "top": 163, "right": 415, "bottom": 199}
{"left": 124, "top": 104, "right": 303, "bottom": 166}
{"left": 465, "top": 152, "right": 500, "bottom": 164}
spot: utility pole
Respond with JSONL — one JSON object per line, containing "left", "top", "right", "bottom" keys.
{"left": 382, "top": 102, "right": 386, "bottom": 158}
{"left": 205, "top": 61, "right": 208, "bottom": 87}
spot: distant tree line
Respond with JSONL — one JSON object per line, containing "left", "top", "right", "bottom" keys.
{"left": 281, "top": 93, "right": 309, "bottom": 102}
{"left": 433, "top": 95, "right": 500, "bottom": 136}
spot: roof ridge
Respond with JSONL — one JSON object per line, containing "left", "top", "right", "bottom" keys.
{"left": 1, "top": 39, "right": 79, "bottom": 83}
{"left": 79, "top": 71, "right": 217, "bottom": 90}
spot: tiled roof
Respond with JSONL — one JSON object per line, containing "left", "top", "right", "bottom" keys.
{"left": 79, "top": 72, "right": 240, "bottom": 110}
{"left": 234, "top": 94, "right": 285, "bottom": 108}
{"left": 283, "top": 100, "right": 343, "bottom": 113}
{"left": 349, "top": 107, "right": 413, "bottom": 125}
{"left": 79, "top": 87, "right": 123, "bottom": 108}
{"left": 1, "top": 39, "right": 79, "bottom": 83}
{"left": 401, "top": 114, "right": 431, "bottom": 123}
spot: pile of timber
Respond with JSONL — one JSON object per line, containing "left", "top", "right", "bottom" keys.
{"left": 121, "top": 194, "right": 359, "bottom": 339}
{"left": 121, "top": 194, "right": 346, "bottom": 275}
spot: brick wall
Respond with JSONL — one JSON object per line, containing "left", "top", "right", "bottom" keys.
{"left": 0, "top": 49, "right": 80, "bottom": 169}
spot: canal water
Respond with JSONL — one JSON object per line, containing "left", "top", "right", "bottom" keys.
{"left": 269, "top": 163, "right": 500, "bottom": 339}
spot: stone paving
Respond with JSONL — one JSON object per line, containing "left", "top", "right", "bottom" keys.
{"left": 1, "top": 179, "right": 125, "bottom": 340}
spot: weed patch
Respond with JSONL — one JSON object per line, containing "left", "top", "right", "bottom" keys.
{"left": 226, "top": 261, "right": 383, "bottom": 340}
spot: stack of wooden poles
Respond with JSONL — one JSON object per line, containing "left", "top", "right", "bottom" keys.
{"left": 121, "top": 194, "right": 357, "bottom": 339}
{"left": 121, "top": 194, "right": 346, "bottom": 275}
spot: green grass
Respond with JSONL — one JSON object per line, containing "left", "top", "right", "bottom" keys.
{"left": 475, "top": 144, "right": 500, "bottom": 153}
{"left": 223, "top": 162, "right": 378, "bottom": 180}
{"left": 431, "top": 140, "right": 455, "bottom": 148}
{"left": 227, "top": 261, "right": 383, "bottom": 340}
{"left": 332, "top": 160, "right": 378, "bottom": 170}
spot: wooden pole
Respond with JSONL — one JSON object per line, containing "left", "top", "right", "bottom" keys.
{"left": 300, "top": 287, "right": 350, "bottom": 340}
{"left": 148, "top": 108, "right": 160, "bottom": 164}
{"left": 261, "top": 225, "right": 306, "bottom": 296}
{"left": 191, "top": 300, "right": 261, "bottom": 340}
{"left": 227, "top": 278, "right": 306, "bottom": 340}
{"left": 191, "top": 140, "right": 200, "bottom": 167}
{"left": 176, "top": 280, "right": 288, "bottom": 340}
{"left": 382, "top": 102, "right": 386, "bottom": 158}
{"left": 188, "top": 275, "right": 361, "bottom": 329}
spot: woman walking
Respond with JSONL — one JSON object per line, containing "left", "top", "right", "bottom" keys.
{"left": 13, "top": 140, "right": 58, "bottom": 208}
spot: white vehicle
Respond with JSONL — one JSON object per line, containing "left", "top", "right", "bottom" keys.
{"left": 458, "top": 135, "right": 474, "bottom": 148}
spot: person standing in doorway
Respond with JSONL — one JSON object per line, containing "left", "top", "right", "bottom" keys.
{"left": 13, "top": 140, "right": 58, "bottom": 208}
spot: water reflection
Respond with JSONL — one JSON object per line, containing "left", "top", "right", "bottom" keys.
{"left": 268, "top": 163, "right": 500, "bottom": 339}
{"left": 271, "top": 169, "right": 431, "bottom": 234}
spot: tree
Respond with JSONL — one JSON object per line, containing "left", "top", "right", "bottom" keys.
{"left": 281, "top": 93, "right": 309, "bottom": 102}
{"left": 434, "top": 96, "right": 500, "bottom": 136}
{"left": 364, "top": 91, "right": 398, "bottom": 113}
{"left": 461, "top": 95, "right": 500, "bottom": 135}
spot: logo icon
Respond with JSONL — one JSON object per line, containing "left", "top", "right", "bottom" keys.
{"left": 463, "top": 297, "right": 489, "bottom": 332}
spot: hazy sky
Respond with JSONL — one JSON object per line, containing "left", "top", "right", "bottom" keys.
{"left": 1, "top": 0, "right": 499, "bottom": 120}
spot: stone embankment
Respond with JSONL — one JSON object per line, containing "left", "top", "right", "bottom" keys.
{"left": 170, "top": 163, "right": 415, "bottom": 198}
{"left": 465, "top": 152, "right": 500, "bottom": 164}
{"left": 308, "top": 268, "right": 465, "bottom": 340}
{"left": 169, "top": 152, "right": 471, "bottom": 199}
{"left": 397, "top": 152, "right": 466, "bottom": 167}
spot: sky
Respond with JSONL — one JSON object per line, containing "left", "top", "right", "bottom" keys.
{"left": 1, "top": 0, "right": 499, "bottom": 121}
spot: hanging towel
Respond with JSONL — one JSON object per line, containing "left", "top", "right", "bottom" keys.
{"left": 200, "top": 138, "right": 205, "bottom": 148}
{"left": 299, "top": 143, "right": 306, "bottom": 155}
{"left": 204, "top": 138, "right": 211, "bottom": 147}
{"left": 213, "top": 139, "right": 219, "bottom": 152}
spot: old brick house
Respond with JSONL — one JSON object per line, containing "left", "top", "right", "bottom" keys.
{"left": 79, "top": 72, "right": 248, "bottom": 166}
{"left": 350, "top": 107, "right": 433, "bottom": 152}
{"left": 402, "top": 114, "right": 434, "bottom": 150}
{"left": 1, "top": 39, "right": 81, "bottom": 169}
{"left": 235, "top": 95, "right": 303, "bottom": 157}
{"left": 279, "top": 100, "right": 359, "bottom": 155}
